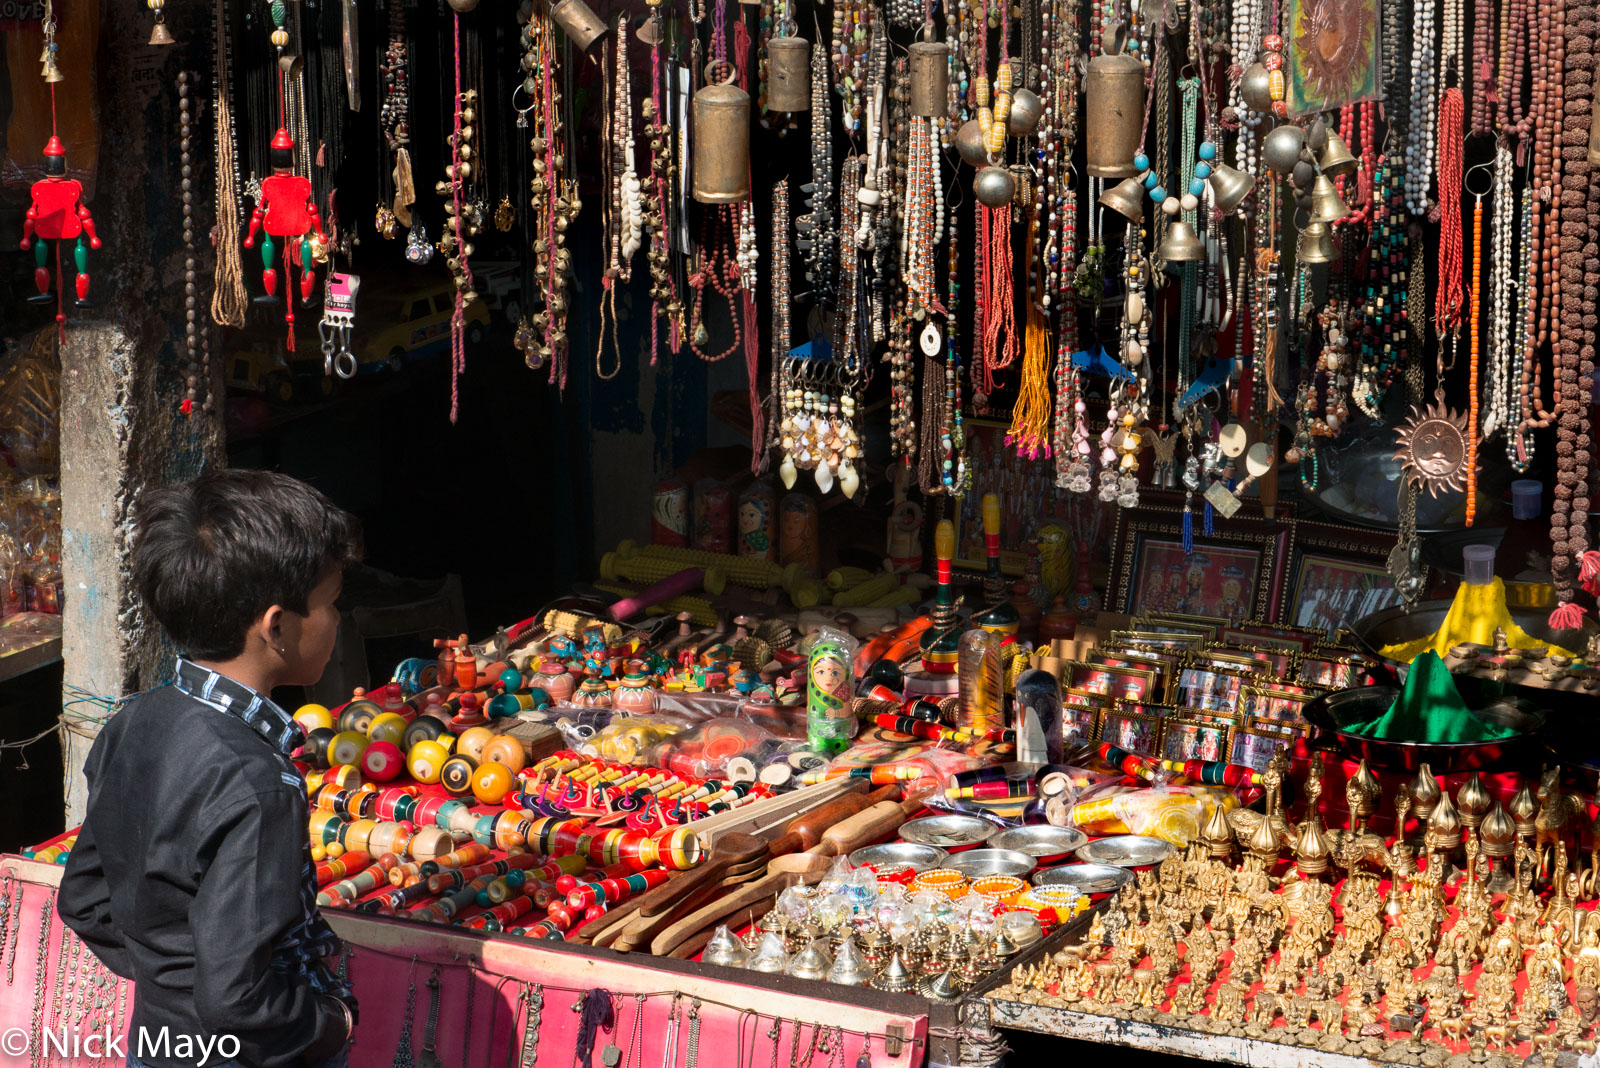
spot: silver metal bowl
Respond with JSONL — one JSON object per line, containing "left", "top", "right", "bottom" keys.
{"left": 1073, "top": 835, "right": 1175, "bottom": 868}
{"left": 1031, "top": 862, "right": 1134, "bottom": 896}
{"left": 989, "top": 825, "right": 1089, "bottom": 863}
{"left": 848, "top": 842, "right": 949, "bottom": 874}
{"left": 898, "top": 814, "right": 997, "bottom": 850}
{"left": 945, "top": 848, "right": 1037, "bottom": 878}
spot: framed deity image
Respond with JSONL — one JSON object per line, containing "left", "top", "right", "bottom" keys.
{"left": 1242, "top": 685, "right": 1317, "bottom": 727}
{"left": 1097, "top": 709, "right": 1163, "bottom": 756}
{"left": 1229, "top": 726, "right": 1295, "bottom": 772}
{"left": 1223, "top": 624, "right": 1324, "bottom": 652}
{"left": 1064, "top": 661, "right": 1160, "bottom": 704}
{"left": 1089, "top": 651, "right": 1175, "bottom": 702}
{"left": 1298, "top": 654, "right": 1361, "bottom": 688}
{"left": 1063, "top": 688, "right": 1109, "bottom": 745}
{"left": 1175, "top": 666, "right": 1253, "bottom": 714}
{"left": 1111, "top": 504, "right": 1292, "bottom": 623}
{"left": 1282, "top": 523, "right": 1403, "bottom": 639}
{"left": 1216, "top": 643, "right": 1299, "bottom": 678}
{"left": 1163, "top": 718, "right": 1235, "bottom": 764}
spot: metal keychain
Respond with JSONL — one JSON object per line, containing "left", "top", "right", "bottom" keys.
{"left": 320, "top": 270, "right": 360, "bottom": 379}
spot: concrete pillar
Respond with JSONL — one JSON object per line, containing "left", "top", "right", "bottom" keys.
{"left": 58, "top": 11, "right": 225, "bottom": 824}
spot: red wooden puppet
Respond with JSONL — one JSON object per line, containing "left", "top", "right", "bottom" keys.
{"left": 244, "top": 127, "right": 326, "bottom": 349}
{"left": 19, "top": 135, "right": 101, "bottom": 324}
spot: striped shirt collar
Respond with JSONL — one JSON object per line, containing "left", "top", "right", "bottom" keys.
{"left": 173, "top": 658, "right": 304, "bottom": 759}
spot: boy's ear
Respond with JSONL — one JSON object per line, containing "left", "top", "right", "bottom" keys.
{"left": 259, "top": 604, "right": 287, "bottom": 653}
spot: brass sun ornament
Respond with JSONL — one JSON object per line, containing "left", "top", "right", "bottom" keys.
{"left": 1394, "top": 403, "right": 1469, "bottom": 497}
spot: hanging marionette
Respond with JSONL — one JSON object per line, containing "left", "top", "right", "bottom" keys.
{"left": 244, "top": 126, "right": 326, "bottom": 350}
{"left": 20, "top": 135, "right": 100, "bottom": 325}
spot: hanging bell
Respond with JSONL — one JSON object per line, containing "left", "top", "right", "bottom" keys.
{"left": 1007, "top": 88, "right": 1043, "bottom": 136}
{"left": 1084, "top": 53, "right": 1145, "bottom": 177}
{"left": 909, "top": 39, "right": 950, "bottom": 118}
{"left": 954, "top": 120, "right": 988, "bottom": 167}
{"left": 1318, "top": 132, "right": 1359, "bottom": 178}
{"left": 1309, "top": 174, "right": 1349, "bottom": 223}
{"left": 41, "top": 54, "right": 64, "bottom": 83}
{"left": 1158, "top": 220, "right": 1205, "bottom": 262}
{"left": 766, "top": 36, "right": 812, "bottom": 112}
{"left": 1207, "top": 162, "right": 1256, "bottom": 216}
{"left": 1298, "top": 221, "right": 1335, "bottom": 263}
{"left": 692, "top": 80, "right": 752, "bottom": 204}
{"left": 148, "top": 16, "right": 176, "bottom": 45}
{"left": 1098, "top": 177, "right": 1147, "bottom": 221}
{"left": 550, "top": 0, "right": 608, "bottom": 52}
{"left": 1262, "top": 124, "right": 1306, "bottom": 176}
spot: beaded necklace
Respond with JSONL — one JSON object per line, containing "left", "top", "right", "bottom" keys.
{"left": 1404, "top": 0, "right": 1438, "bottom": 213}
{"left": 643, "top": 2, "right": 684, "bottom": 359}
{"left": 211, "top": 0, "right": 250, "bottom": 328}
{"left": 800, "top": 32, "right": 836, "bottom": 306}
{"left": 1483, "top": 144, "right": 1514, "bottom": 444}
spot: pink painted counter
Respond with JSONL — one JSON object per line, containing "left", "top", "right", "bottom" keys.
{"left": 0, "top": 856, "right": 931, "bottom": 1068}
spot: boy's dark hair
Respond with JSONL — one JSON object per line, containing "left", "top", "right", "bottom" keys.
{"left": 133, "top": 469, "right": 363, "bottom": 661}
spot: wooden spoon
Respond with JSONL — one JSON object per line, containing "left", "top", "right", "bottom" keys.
{"left": 649, "top": 852, "right": 833, "bottom": 957}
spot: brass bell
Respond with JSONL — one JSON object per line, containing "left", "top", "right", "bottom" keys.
{"left": 148, "top": 17, "right": 176, "bottom": 45}
{"left": 550, "top": 0, "right": 608, "bottom": 52}
{"left": 973, "top": 165, "right": 1016, "bottom": 208}
{"left": 1207, "top": 162, "right": 1256, "bottom": 216}
{"left": 1098, "top": 177, "right": 1146, "bottom": 221}
{"left": 692, "top": 80, "right": 752, "bottom": 203}
{"left": 1309, "top": 174, "right": 1349, "bottom": 223}
{"left": 1318, "top": 132, "right": 1359, "bottom": 178}
{"left": 765, "top": 36, "right": 811, "bottom": 112}
{"left": 1084, "top": 53, "right": 1145, "bottom": 178}
{"left": 1157, "top": 220, "right": 1204, "bottom": 262}
{"left": 908, "top": 39, "right": 950, "bottom": 118}
{"left": 1298, "top": 221, "right": 1335, "bottom": 264}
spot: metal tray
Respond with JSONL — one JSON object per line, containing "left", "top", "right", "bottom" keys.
{"left": 1030, "top": 862, "right": 1134, "bottom": 896}
{"left": 988, "top": 825, "right": 1089, "bottom": 863}
{"left": 945, "top": 848, "right": 1037, "bottom": 878}
{"left": 1073, "top": 835, "right": 1174, "bottom": 868}
{"left": 848, "top": 842, "right": 949, "bottom": 873}
{"left": 898, "top": 814, "right": 997, "bottom": 850}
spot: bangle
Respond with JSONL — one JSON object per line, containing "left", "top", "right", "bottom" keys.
{"left": 909, "top": 868, "right": 968, "bottom": 899}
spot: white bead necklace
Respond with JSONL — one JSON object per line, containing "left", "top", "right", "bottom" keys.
{"left": 1483, "top": 141, "right": 1514, "bottom": 442}
{"left": 1406, "top": 0, "right": 1439, "bottom": 213}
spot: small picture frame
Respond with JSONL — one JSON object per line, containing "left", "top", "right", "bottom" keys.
{"left": 1119, "top": 701, "right": 1180, "bottom": 719}
{"left": 1242, "top": 685, "right": 1317, "bottom": 725}
{"left": 1063, "top": 689, "right": 1107, "bottom": 745}
{"left": 1229, "top": 726, "right": 1294, "bottom": 772}
{"left": 1192, "top": 649, "right": 1273, "bottom": 676}
{"left": 1223, "top": 624, "right": 1323, "bottom": 652}
{"left": 1091, "top": 650, "right": 1175, "bottom": 702}
{"left": 1163, "top": 718, "right": 1235, "bottom": 764}
{"left": 1216, "top": 643, "right": 1299, "bottom": 678}
{"left": 1065, "top": 661, "right": 1160, "bottom": 703}
{"left": 1108, "top": 629, "right": 1207, "bottom": 652}
{"left": 1298, "top": 654, "right": 1361, "bottom": 688}
{"left": 1176, "top": 666, "right": 1253, "bottom": 713}
{"left": 1097, "top": 709, "right": 1164, "bottom": 756}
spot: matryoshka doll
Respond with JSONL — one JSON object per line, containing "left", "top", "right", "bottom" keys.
{"left": 737, "top": 480, "right": 778, "bottom": 562}
{"left": 803, "top": 627, "right": 859, "bottom": 752}
{"left": 779, "top": 492, "right": 820, "bottom": 577}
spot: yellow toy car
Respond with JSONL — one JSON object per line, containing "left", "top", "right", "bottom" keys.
{"left": 357, "top": 282, "right": 491, "bottom": 373}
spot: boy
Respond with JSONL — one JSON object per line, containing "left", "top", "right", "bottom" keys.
{"left": 59, "top": 469, "right": 363, "bottom": 1068}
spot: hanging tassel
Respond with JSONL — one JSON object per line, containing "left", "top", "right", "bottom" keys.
{"left": 1549, "top": 601, "right": 1589, "bottom": 631}
{"left": 1182, "top": 501, "right": 1194, "bottom": 554}
{"left": 1006, "top": 233, "right": 1053, "bottom": 458}
{"left": 1204, "top": 498, "right": 1214, "bottom": 537}
{"left": 1579, "top": 549, "right": 1600, "bottom": 594}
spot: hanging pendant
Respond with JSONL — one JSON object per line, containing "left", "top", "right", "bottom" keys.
{"left": 1394, "top": 403, "right": 1469, "bottom": 497}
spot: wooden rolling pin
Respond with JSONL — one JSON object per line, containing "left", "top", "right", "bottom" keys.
{"left": 648, "top": 790, "right": 926, "bottom": 957}
{"left": 568, "top": 782, "right": 878, "bottom": 947}
{"left": 611, "top": 785, "right": 900, "bottom": 953}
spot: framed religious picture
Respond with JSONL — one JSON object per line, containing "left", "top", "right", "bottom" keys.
{"left": 1298, "top": 654, "right": 1362, "bottom": 688}
{"left": 1216, "top": 643, "right": 1299, "bottom": 678}
{"left": 1223, "top": 623, "right": 1325, "bottom": 651}
{"left": 1108, "top": 629, "right": 1208, "bottom": 652}
{"left": 1120, "top": 702, "right": 1180, "bottom": 720}
{"left": 953, "top": 418, "right": 1075, "bottom": 574}
{"left": 1229, "top": 725, "right": 1295, "bottom": 772}
{"left": 1064, "top": 661, "right": 1160, "bottom": 704}
{"left": 1163, "top": 718, "right": 1235, "bottom": 764}
{"left": 1282, "top": 523, "right": 1403, "bottom": 638}
{"left": 1111, "top": 503, "right": 1292, "bottom": 623}
{"left": 1090, "top": 651, "right": 1175, "bottom": 702}
{"left": 1097, "top": 709, "right": 1163, "bottom": 756}
{"left": 1191, "top": 648, "right": 1273, "bottom": 677}
{"left": 1285, "top": 0, "right": 1381, "bottom": 117}
{"left": 1242, "top": 685, "right": 1317, "bottom": 727}
{"left": 1175, "top": 665, "right": 1254, "bottom": 713}
{"left": 1061, "top": 694, "right": 1101, "bottom": 747}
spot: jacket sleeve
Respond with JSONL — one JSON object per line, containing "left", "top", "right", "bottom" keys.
{"left": 57, "top": 820, "right": 134, "bottom": 978}
{"left": 189, "top": 789, "right": 322, "bottom": 1068}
